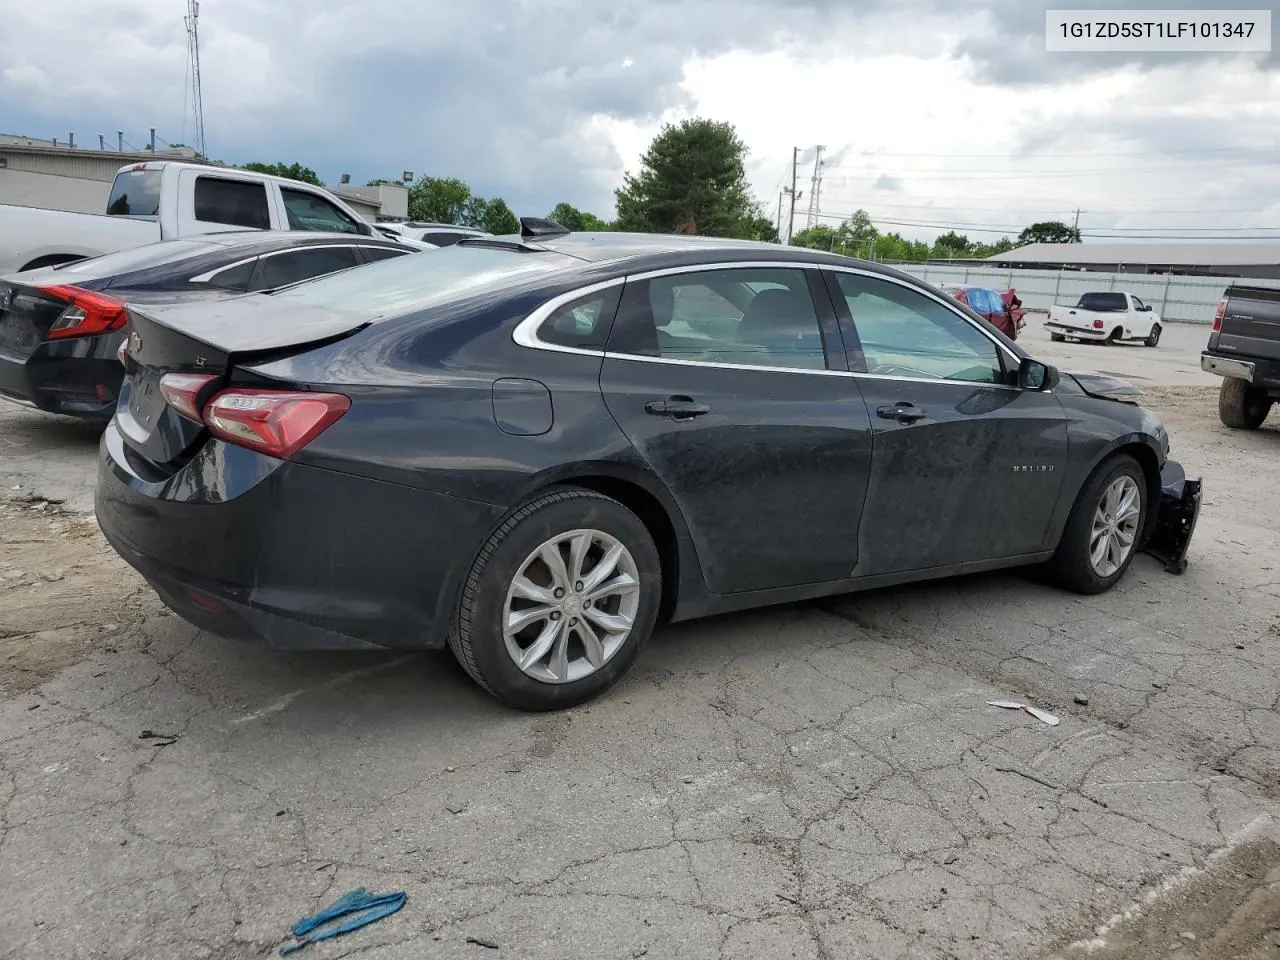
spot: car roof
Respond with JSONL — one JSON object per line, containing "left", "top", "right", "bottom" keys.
{"left": 195, "top": 230, "right": 403, "bottom": 250}
{"left": 474, "top": 230, "right": 847, "bottom": 266}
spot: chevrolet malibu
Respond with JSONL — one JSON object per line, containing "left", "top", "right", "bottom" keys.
{"left": 95, "top": 220, "right": 1202, "bottom": 711}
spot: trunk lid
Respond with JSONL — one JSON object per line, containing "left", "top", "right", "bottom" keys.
{"left": 1212, "top": 286, "right": 1280, "bottom": 362}
{"left": 115, "top": 296, "right": 373, "bottom": 474}
{"left": 0, "top": 281, "right": 75, "bottom": 358}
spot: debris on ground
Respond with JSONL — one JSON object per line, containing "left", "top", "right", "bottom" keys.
{"left": 1074, "top": 694, "right": 1090, "bottom": 706}
{"left": 278, "top": 887, "right": 407, "bottom": 955}
{"left": 467, "top": 936, "right": 500, "bottom": 949}
{"left": 138, "top": 730, "right": 179, "bottom": 747}
{"left": 986, "top": 700, "right": 1060, "bottom": 726}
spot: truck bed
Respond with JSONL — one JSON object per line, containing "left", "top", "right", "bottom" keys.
{"left": 0, "top": 205, "right": 158, "bottom": 275}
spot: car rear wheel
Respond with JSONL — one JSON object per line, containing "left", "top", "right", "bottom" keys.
{"left": 1144, "top": 324, "right": 1161, "bottom": 347}
{"left": 1046, "top": 454, "right": 1146, "bottom": 594}
{"left": 1218, "top": 378, "right": 1272, "bottom": 430}
{"left": 1107, "top": 327, "right": 1123, "bottom": 344}
{"left": 448, "top": 487, "right": 662, "bottom": 710}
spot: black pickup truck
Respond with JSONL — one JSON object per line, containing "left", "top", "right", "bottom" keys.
{"left": 1201, "top": 284, "right": 1280, "bottom": 429}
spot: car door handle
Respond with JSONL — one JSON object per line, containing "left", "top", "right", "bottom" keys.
{"left": 644, "top": 397, "right": 710, "bottom": 419}
{"left": 877, "top": 402, "right": 927, "bottom": 424}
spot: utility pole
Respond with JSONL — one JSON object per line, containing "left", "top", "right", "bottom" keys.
{"left": 804, "top": 145, "right": 825, "bottom": 229}
{"left": 185, "top": 0, "right": 207, "bottom": 157}
{"left": 776, "top": 190, "right": 785, "bottom": 243}
{"left": 785, "top": 147, "right": 799, "bottom": 244}
{"left": 1072, "top": 208, "right": 1084, "bottom": 235}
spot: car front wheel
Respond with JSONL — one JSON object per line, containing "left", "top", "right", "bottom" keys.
{"left": 448, "top": 487, "right": 662, "bottom": 710}
{"left": 1046, "top": 454, "right": 1146, "bottom": 594}
{"left": 1145, "top": 324, "right": 1161, "bottom": 347}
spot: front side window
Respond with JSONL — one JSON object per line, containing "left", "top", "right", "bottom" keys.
{"left": 281, "top": 188, "right": 362, "bottom": 234}
{"left": 613, "top": 267, "right": 828, "bottom": 370}
{"left": 835, "top": 272, "right": 1004, "bottom": 384}
{"left": 193, "top": 177, "right": 271, "bottom": 229}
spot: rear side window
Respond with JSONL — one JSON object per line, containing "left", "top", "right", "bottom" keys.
{"left": 249, "top": 246, "right": 360, "bottom": 291}
{"left": 270, "top": 244, "right": 572, "bottom": 317}
{"left": 106, "top": 169, "right": 163, "bottom": 216}
{"left": 194, "top": 177, "right": 271, "bottom": 229}
{"left": 281, "top": 188, "right": 363, "bottom": 234}
{"left": 537, "top": 288, "right": 622, "bottom": 350}
{"left": 203, "top": 259, "right": 257, "bottom": 291}
{"left": 359, "top": 245, "right": 411, "bottom": 264}
{"left": 1078, "top": 292, "right": 1127, "bottom": 312}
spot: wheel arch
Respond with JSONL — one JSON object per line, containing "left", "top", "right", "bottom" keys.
{"left": 1091, "top": 438, "right": 1163, "bottom": 534}
{"left": 510, "top": 462, "right": 705, "bottom": 623}
{"left": 19, "top": 253, "right": 85, "bottom": 272}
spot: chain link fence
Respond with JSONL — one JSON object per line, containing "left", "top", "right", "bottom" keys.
{"left": 884, "top": 264, "right": 1280, "bottom": 323}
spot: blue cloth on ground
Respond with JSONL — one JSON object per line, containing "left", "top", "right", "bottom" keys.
{"left": 279, "top": 887, "right": 407, "bottom": 955}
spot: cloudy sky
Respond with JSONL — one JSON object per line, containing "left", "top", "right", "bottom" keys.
{"left": 1, "top": 0, "right": 1277, "bottom": 244}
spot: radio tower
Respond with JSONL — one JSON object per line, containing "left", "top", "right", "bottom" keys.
{"left": 804, "top": 145, "right": 825, "bottom": 228}
{"left": 184, "top": 0, "right": 206, "bottom": 157}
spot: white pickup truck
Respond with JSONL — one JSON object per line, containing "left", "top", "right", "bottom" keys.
{"left": 0, "top": 160, "right": 413, "bottom": 274}
{"left": 1044, "top": 291, "right": 1163, "bottom": 347}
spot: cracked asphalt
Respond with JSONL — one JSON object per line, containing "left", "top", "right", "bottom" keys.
{"left": 3, "top": 320, "right": 1280, "bottom": 959}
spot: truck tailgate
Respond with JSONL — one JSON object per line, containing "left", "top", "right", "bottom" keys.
{"left": 1213, "top": 287, "right": 1280, "bottom": 363}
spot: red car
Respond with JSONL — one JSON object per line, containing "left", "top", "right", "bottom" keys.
{"left": 1003, "top": 288, "right": 1026, "bottom": 330}
{"left": 938, "top": 283, "right": 1019, "bottom": 339}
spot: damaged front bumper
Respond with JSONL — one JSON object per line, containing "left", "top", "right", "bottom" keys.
{"left": 1140, "top": 460, "right": 1202, "bottom": 575}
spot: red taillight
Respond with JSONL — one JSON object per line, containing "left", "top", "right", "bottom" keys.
{"left": 1092, "top": 318, "right": 1105, "bottom": 329}
{"left": 37, "top": 285, "right": 128, "bottom": 339}
{"left": 1212, "top": 299, "right": 1226, "bottom": 332}
{"left": 159, "top": 373, "right": 219, "bottom": 422}
{"left": 202, "top": 389, "right": 350, "bottom": 460}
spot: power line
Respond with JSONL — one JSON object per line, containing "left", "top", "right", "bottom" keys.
{"left": 823, "top": 165, "right": 1280, "bottom": 181}
{"left": 843, "top": 146, "right": 1274, "bottom": 159}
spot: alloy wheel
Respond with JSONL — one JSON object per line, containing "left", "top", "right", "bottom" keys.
{"left": 502, "top": 529, "right": 641, "bottom": 684}
{"left": 1089, "top": 476, "right": 1142, "bottom": 577}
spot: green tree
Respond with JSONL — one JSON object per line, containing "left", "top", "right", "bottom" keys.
{"left": 366, "top": 178, "right": 398, "bottom": 187}
{"left": 547, "top": 201, "right": 612, "bottom": 232}
{"left": 741, "top": 213, "right": 779, "bottom": 243}
{"left": 790, "top": 210, "right": 879, "bottom": 257}
{"left": 1016, "top": 220, "right": 1080, "bottom": 245}
{"left": 408, "top": 176, "right": 472, "bottom": 223}
{"left": 614, "top": 118, "right": 759, "bottom": 237}
{"left": 972, "top": 236, "right": 1016, "bottom": 258}
{"left": 931, "top": 231, "right": 975, "bottom": 258}
{"left": 240, "top": 161, "right": 321, "bottom": 186}
{"left": 871, "top": 231, "right": 932, "bottom": 263}
{"left": 481, "top": 197, "right": 519, "bottom": 235}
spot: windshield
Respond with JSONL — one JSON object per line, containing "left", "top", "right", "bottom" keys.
{"left": 270, "top": 244, "right": 574, "bottom": 316}
{"left": 50, "top": 239, "right": 216, "bottom": 278}
{"left": 106, "top": 169, "right": 163, "bottom": 217}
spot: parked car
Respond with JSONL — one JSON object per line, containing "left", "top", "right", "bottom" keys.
{"left": 94, "top": 221, "right": 1202, "bottom": 711}
{"left": 377, "top": 222, "right": 490, "bottom": 247}
{"left": 0, "top": 161, "right": 415, "bottom": 275}
{"left": 1045, "top": 292, "right": 1162, "bottom": 346}
{"left": 0, "top": 231, "right": 416, "bottom": 420}
{"left": 1200, "top": 285, "right": 1280, "bottom": 429}
{"left": 939, "top": 283, "right": 1017, "bottom": 339}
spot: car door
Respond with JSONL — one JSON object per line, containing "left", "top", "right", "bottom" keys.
{"left": 825, "top": 268, "right": 1068, "bottom": 576}
{"left": 599, "top": 263, "right": 873, "bottom": 595}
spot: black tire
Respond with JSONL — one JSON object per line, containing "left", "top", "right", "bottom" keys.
{"left": 1050, "top": 332, "right": 1066, "bottom": 342}
{"left": 447, "top": 487, "right": 662, "bottom": 711}
{"left": 1106, "top": 327, "right": 1123, "bottom": 344}
{"left": 1219, "top": 377, "right": 1272, "bottom": 430}
{"left": 1046, "top": 454, "right": 1147, "bottom": 595}
{"left": 1144, "top": 324, "right": 1161, "bottom": 347}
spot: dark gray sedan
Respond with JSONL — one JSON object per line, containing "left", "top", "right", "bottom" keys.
{"left": 94, "top": 220, "right": 1201, "bottom": 710}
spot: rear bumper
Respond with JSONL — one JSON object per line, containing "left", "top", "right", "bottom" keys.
{"left": 1045, "top": 320, "right": 1107, "bottom": 340}
{"left": 1199, "top": 351, "right": 1280, "bottom": 392}
{"left": 1140, "top": 459, "right": 1202, "bottom": 575}
{"left": 0, "top": 332, "right": 123, "bottom": 419}
{"left": 95, "top": 420, "right": 505, "bottom": 651}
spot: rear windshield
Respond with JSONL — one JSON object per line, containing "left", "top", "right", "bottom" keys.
{"left": 106, "top": 169, "right": 163, "bottom": 217}
{"left": 50, "top": 239, "right": 216, "bottom": 278}
{"left": 1077, "top": 292, "right": 1128, "bottom": 311}
{"left": 270, "top": 243, "right": 574, "bottom": 316}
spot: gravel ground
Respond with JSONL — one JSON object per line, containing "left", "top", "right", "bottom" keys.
{"left": 3, "top": 321, "right": 1280, "bottom": 960}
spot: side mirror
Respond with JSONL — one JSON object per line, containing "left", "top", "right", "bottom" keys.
{"left": 1018, "top": 358, "right": 1059, "bottom": 391}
